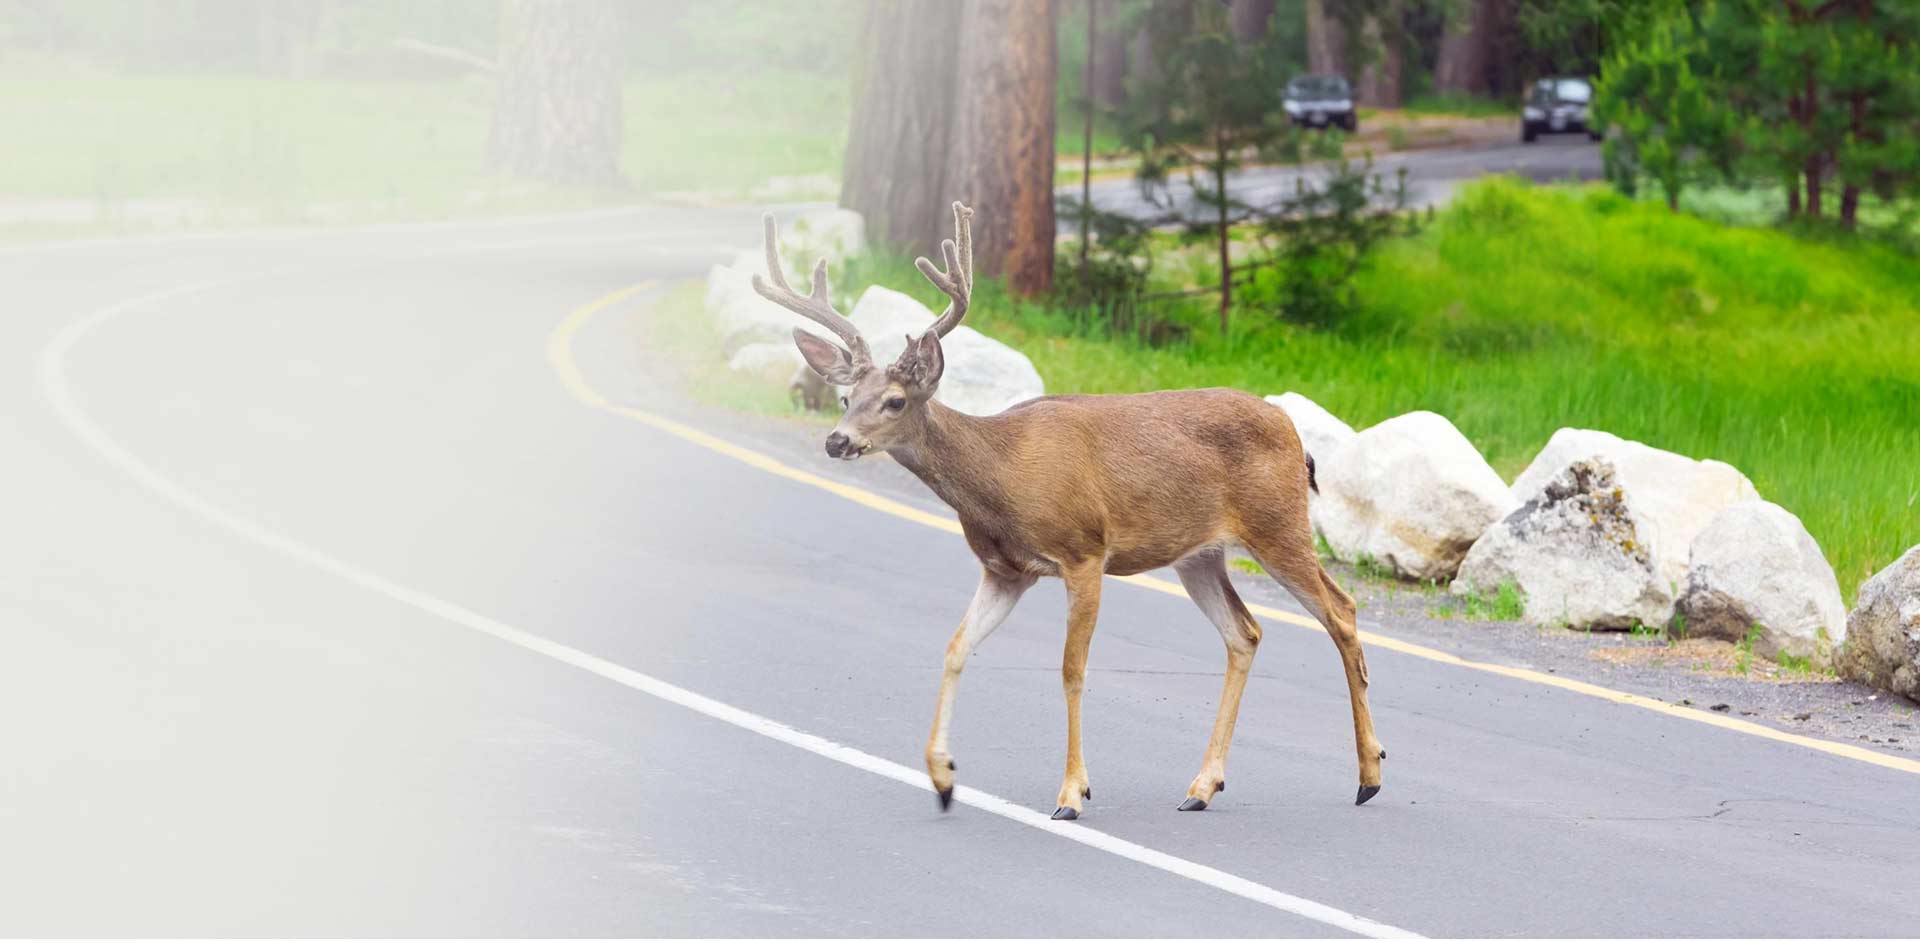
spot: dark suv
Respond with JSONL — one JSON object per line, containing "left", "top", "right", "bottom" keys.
{"left": 1283, "top": 74, "right": 1357, "bottom": 131}
{"left": 1522, "top": 76, "right": 1601, "bottom": 142}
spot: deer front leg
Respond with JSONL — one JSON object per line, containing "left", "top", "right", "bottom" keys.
{"left": 1172, "top": 551, "right": 1263, "bottom": 811}
{"left": 1052, "top": 562, "right": 1104, "bottom": 821}
{"left": 926, "top": 569, "right": 1034, "bottom": 810}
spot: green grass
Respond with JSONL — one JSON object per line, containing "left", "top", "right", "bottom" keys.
{"left": 1229, "top": 558, "right": 1266, "bottom": 576}
{"left": 845, "top": 178, "right": 1920, "bottom": 599}
{"left": 1454, "top": 580, "right": 1526, "bottom": 621}
{"left": 0, "top": 67, "right": 847, "bottom": 233}
{"left": 1055, "top": 111, "right": 1128, "bottom": 162}
{"left": 1735, "top": 624, "right": 1764, "bottom": 675}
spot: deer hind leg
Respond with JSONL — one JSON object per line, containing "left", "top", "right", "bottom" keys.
{"left": 1245, "top": 526, "right": 1387, "bottom": 806}
{"left": 1172, "top": 548, "right": 1262, "bottom": 812}
{"left": 926, "top": 569, "right": 1035, "bottom": 811}
{"left": 1052, "top": 560, "right": 1104, "bottom": 821}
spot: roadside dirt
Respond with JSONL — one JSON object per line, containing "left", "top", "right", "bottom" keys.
{"left": 1225, "top": 555, "right": 1919, "bottom": 755}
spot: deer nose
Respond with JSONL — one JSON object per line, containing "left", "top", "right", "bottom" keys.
{"left": 825, "top": 432, "right": 850, "bottom": 458}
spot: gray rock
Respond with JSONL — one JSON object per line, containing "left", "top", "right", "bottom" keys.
{"left": 1454, "top": 460, "right": 1673, "bottom": 630}
{"left": 1678, "top": 501, "right": 1847, "bottom": 665}
{"left": 1264, "top": 392, "right": 1358, "bottom": 542}
{"left": 845, "top": 286, "right": 1045, "bottom": 416}
{"left": 1315, "top": 410, "right": 1518, "bottom": 581}
{"left": 1837, "top": 545, "right": 1920, "bottom": 702}
{"left": 1510, "top": 428, "right": 1758, "bottom": 588}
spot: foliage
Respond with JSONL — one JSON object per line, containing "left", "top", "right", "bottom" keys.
{"left": 853, "top": 179, "right": 1919, "bottom": 601}
{"left": 1511, "top": 0, "right": 1673, "bottom": 76}
{"left": 1122, "top": 0, "right": 1298, "bottom": 332}
{"left": 1593, "top": 10, "right": 1734, "bottom": 210}
{"left": 1053, "top": 196, "right": 1169, "bottom": 339}
{"left": 1598, "top": 0, "right": 1920, "bottom": 228}
{"left": 1242, "top": 154, "right": 1421, "bottom": 326}
{"left": 1459, "top": 580, "right": 1526, "bottom": 621}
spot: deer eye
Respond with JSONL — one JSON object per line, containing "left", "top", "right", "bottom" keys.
{"left": 884, "top": 396, "right": 907, "bottom": 412}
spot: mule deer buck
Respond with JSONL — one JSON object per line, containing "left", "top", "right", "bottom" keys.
{"left": 754, "top": 202, "right": 1385, "bottom": 819}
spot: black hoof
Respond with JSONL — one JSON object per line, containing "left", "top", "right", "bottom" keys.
{"left": 948, "top": 759, "right": 956, "bottom": 770}
{"left": 937, "top": 786, "right": 954, "bottom": 811}
{"left": 1051, "top": 806, "right": 1079, "bottom": 821}
{"left": 1082, "top": 786, "right": 1091, "bottom": 800}
{"left": 1356, "top": 784, "right": 1381, "bottom": 806}
{"left": 1177, "top": 797, "right": 1208, "bottom": 812}
{"left": 1214, "top": 780, "right": 1225, "bottom": 794}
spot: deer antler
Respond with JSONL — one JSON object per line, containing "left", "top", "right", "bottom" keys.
{"left": 916, "top": 201, "right": 974, "bottom": 337}
{"left": 752, "top": 213, "right": 869, "bottom": 362}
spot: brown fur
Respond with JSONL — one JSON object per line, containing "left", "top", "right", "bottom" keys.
{"left": 757, "top": 203, "right": 1385, "bottom": 815}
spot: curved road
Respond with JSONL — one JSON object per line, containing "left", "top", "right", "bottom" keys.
{"left": 1069, "top": 136, "right": 1603, "bottom": 230}
{"left": 4, "top": 200, "right": 1917, "bottom": 936}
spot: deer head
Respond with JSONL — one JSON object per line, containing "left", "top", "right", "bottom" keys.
{"left": 755, "top": 202, "right": 974, "bottom": 460}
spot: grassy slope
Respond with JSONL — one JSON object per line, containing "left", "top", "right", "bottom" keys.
{"left": 847, "top": 180, "right": 1919, "bottom": 597}
{"left": 0, "top": 68, "right": 847, "bottom": 224}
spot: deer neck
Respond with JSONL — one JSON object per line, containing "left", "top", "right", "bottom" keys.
{"left": 886, "top": 400, "right": 1008, "bottom": 517}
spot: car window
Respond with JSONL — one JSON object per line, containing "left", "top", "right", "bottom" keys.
{"left": 1288, "top": 76, "right": 1348, "bottom": 98}
{"left": 1554, "top": 79, "right": 1592, "bottom": 103}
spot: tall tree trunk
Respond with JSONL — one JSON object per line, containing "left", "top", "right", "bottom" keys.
{"left": 1434, "top": 0, "right": 1502, "bottom": 95}
{"left": 1091, "top": 17, "right": 1128, "bottom": 108}
{"left": 1306, "top": 0, "right": 1347, "bottom": 74}
{"left": 1214, "top": 130, "right": 1231, "bottom": 334}
{"left": 1129, "top": 24, "right": 1159, "bottom": 86}
{"left": 1080, "top": 0, "right": 1096, "bottom": 277}
{"left": 1802, "top": 67, "right": 1822, "bottom": 218}
{"left": 841, "top": 0, "right": 963, "bottom": 255}
{"left": 950, "top": 0, "right": 1058, "bottom": 295}
{"left": 1354, "top": 12, "right": 1401, "bottom": 107}
{"left": 1837, "top": 0, "right": 1870, "bottom": 230}
{"left": 486, "top": 0, "right": 624, "bottom": 188}
{"left": 1230, "top": 0, "right": 1277, "bottom": 43}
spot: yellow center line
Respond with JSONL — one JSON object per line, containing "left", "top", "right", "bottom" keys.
{"left": 553, "top": 282, "right": 1920, "bottom": 779}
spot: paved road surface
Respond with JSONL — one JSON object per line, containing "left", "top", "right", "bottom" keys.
{"left": 5, "top": 195, "right": 1917, "bottom": 937}
{"left": 1066, "top": 136, "right": 1602, "bottom": 230}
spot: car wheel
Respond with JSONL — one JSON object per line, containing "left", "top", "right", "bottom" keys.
{"left": 1522, "top": 123, "right": 1538, "bottom": 143}
{"left": 1342, "top": 115, "right": 1357, "bottom": 132}
{"left": 1588, "top": 129, "right": 1603, "bottom": 142}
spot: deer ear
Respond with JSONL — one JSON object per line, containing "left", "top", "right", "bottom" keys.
{"left": 905, "top": 329, "right": 945, "bottom": 390}
{"left": 793, "top": 328, "right": 859, "bottom": 385}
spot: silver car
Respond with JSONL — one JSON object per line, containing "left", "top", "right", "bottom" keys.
{"left": 1284, "top": 74, "right": 1357, "bottom": 132}
{"left": 1522, "top": 76, "right": 1602, "bottom": 142}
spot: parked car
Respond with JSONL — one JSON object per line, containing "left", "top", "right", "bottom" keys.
{"left": 1521, "top": 76, "right": 1601, "bottom": 142}
{"left": 1283, "top": 74, "right": 1357, "bottom": 131}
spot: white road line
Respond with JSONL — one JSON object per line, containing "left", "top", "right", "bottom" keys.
{"left": 36, "top": 273, "right": 1423, "bottom": 941}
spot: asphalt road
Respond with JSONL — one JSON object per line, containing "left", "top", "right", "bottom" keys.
{"left": 5, "top": 188, "right": 1918, "bottom": 937}
{"left": 1067, "top": 135, "right": 1603, "bottom": 230}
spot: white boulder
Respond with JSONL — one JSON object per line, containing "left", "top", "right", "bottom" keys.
{"left": 1511, "top": 428, "right": 1758, "bottom": 588}
{"left": 726, "top": 342, "right": 804, "bottom": 382}
{"left": 844, "top": 286, "right": 1044, "bottom": 416}
{"left": 1677, "top": 501, "right": 1847, "bottom": 665}
{"left": 781, "top": 207, "right": 865, "bottom": 260}
{"left": 1454, "top": 460, "right": 1673, "bottom": 629}
{"left": 1315, "top": 411, "right": 1518, "bottom": 581}
{"left": 1837, "top": 545, "right": 1920, "bottom": 701}
{"left": 703, "top": 208, "right": 866, "bottom": 354}
{"left": 1265, "top": 392, "right": 1358, "bottom": 542}
{"left": 1264, "top": 392, "right": 1356, "bottom": 469}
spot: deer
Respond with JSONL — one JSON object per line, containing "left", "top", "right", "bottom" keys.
{"left": 752, "top": 202, "right": 1385, "bottom": 820}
